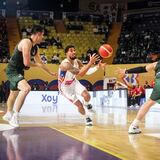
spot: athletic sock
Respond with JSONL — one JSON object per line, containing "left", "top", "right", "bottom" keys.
{"left": 131, "top": 119, "right": 140, "bottom": 127}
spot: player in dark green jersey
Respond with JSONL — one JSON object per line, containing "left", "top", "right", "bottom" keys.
{"left": 117, "top": 52, "right": 160, "bottom": 134}
{"left": 2, "top": 25, "right": 56, "bottom": 127}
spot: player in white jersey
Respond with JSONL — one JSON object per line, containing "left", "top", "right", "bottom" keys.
{"left": 58, "top": 45, "right": 105, "bottom": 126}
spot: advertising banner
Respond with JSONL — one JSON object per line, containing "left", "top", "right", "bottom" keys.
{"left": 17, "top": 90, "right": 128, "bottom": 117}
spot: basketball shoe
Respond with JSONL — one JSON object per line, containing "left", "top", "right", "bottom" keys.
{"left": 2, "top": 111, "right": 13, "bottom": 122}
{"left": 85, "top": 117, "right": 93, "bottom": 126}
{"left": 85, "top": 104, "right": 96, "bottom": 113}
{"left": 128, "top": 125, "right": 141, "bottom": 134}
{"left": 9, "top": 113, "right": 19, "bottom": 127}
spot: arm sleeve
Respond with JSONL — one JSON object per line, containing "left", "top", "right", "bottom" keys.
{"left": 86, "top": 66, "right": 98, "bottom": 75}
{"left": 125, "top": 66, "right": 147, "bottom": 74}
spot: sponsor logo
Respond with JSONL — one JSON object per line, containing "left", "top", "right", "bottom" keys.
{"left": 41, "top": 94, "right": 58, "bottom": 105}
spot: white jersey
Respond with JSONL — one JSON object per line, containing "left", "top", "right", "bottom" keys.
{"left": 58, "top": 58, "right": 79, "bottom": 86}
{"left": 58, "top": 58, "right": 86, "bottom": 103}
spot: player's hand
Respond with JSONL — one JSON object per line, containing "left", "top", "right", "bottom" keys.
{"left": 89, "top": 54, "right": 100, "bottom": 65}
{"left": 115, "top": 67, "right": 126, "bottom": 77}
{"left": 97, "top": 60, "right": 106, "bottom": 69}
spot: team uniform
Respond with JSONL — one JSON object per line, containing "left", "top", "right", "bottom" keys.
{"left": 58, "top": 58, "right": 93, "bottom": 126}
{"left": 6, "top": 38, "right": 38, "bottom": 90}
{"left": 58, "top": 58, "right": 86, "bottom": 103}
{"left": 150, "top": 61, "right": 160, "bottom": 103}
{"left": 3, "top": 38, "right": 38, "bottom": 126}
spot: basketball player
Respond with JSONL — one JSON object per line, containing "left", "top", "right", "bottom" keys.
{"left": 2, "top": 25, "right": 56, "bottom": 127}
{"left": 58, "top": 45, "right": 105, "bottom": 126}
{"left": 117, "top": 52, "right": 160, "bottom": 134}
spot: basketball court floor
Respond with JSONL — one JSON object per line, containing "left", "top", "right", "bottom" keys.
{"left": 1, "top": 104, "right": 160, "bottom": 160}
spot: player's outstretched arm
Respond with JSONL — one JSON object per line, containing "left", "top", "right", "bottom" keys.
{"left": 33, "top": 53, "right": 57, "bottom": 76}
{"left": 116, "top": 62, "right": 157, "bottom": 77}
{"left": 78, "top": 54, "right": 100, "bottom": 77}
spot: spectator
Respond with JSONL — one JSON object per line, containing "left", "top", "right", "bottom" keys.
{"left": 144, "top": 81, "right": 151, "bottom": 89}
{"left": 51, "top": 54, "right": 60, "bottom": 64}
{"left": 56, "top": 36, "right": 63, "bottom": 49}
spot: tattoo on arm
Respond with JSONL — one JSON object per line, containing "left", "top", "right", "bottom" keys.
{"left": 68, "top": 67, "right": 79, "bottom": 74}
{"left": 60, "top": 62, "right": 79, "bottom": 75}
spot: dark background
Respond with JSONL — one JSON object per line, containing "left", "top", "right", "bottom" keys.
{"left": 28, "top": 0, "right": 79, "bottom": 12}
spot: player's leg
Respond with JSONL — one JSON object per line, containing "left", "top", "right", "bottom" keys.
{"left": 75, "top": 80, "right": 94, "bottom": 112}
{"left": 81, "top": 90, "right": 95, "bottom": 113}
{"left": 128, "top": 99, "right": 155, "bottom": 134}
{"left": 14, "top": 79, "right": 31, "bottom": 112}
{"left": 9, "top": 79, "right": 31, "bottom": 127}
{"left": 2, "top": 90, "right": 19, "bottom": 122}
{"left": 129, "top": 79, "right": 160, "bottom": 134}
{"left": 74, "top": 100, "right": 92, "bottom": 126}
{"left": 60, "top": 83, "right": 92, "bottom": 126}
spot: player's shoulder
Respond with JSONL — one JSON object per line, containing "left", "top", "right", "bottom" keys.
{"left": 21, "top": 38, "right": 30, "bottom": 42}
{"left": 21, "top": 38, "right": 32, "bottom": 45}
{"left": 60, "top": 58, "right": 69, "bottom": 66}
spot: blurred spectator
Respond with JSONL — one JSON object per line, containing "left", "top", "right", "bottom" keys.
{"left": 51, "top": 54, "right": 60, "bottom": 64}
{"left": 0, "top": 81, "right": 7, "bottom": 103}
{"left": 32, "top": 82, "right": 40, "bottom": 91}
{"left": 41, "top": 53, "right": 48, "bottom": 64}
{"left": 55, "top": 36, "right": 63, "bottom": 49}
{"left": 150, "top": 80, "right": 155, "bottom": 88}
{"left": 80, "top": 53, "right": 88, "bottom": 64}
{"left": 144, "top": 81, "right": 151, "bottom": 89}
{"left": 44, "top": 81, "right": 48, "bottom": 91}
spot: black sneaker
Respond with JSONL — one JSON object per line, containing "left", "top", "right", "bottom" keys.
{"left": 85, "top": 117, "right": 93, "bottom": 126}
{"left": 86, "top": 104, "right": 92, "bottom": 110}
{"left": 86, "top": 104, "right": 96, "bottom": 113}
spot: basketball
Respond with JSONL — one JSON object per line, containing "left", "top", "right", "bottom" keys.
{"left": 98, "top": 44, "right": 113, "bottom": 58}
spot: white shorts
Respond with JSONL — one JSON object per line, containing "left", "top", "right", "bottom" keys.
{"left": 59, "top": 79, "right": 86, "bottom": 103}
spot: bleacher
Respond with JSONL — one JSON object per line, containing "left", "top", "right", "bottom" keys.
{"left": 17, "top": 11, "right": 110, "bottom": 62}
{"left": 0, "top": 15, "right": 9, "bottom": 62}
{"left": 113, "top": 11, "right": 160, "bottom": 64}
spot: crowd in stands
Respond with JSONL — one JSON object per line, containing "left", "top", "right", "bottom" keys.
{"left": 0, "top": 16, "right": 10, "bottom": 63}
{"left": 113, "top": 12, "right": 160, "bottom": 64}
{"left": 66, "top": 22, "right": 83, "bottom": 31}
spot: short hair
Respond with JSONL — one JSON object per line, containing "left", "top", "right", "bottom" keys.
{"left": 31, "top": 25, "right": 44, "bottom": 34}
{"left": 64, "top": 45, "right": 75, "bottom": 53}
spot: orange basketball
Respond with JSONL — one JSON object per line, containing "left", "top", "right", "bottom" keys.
{"left": 98, "top": 44, "right": 113, "bottom": 58}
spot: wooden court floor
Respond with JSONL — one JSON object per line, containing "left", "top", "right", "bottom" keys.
{"left": 1, "top": 105, "right": 160, "bottom": 160}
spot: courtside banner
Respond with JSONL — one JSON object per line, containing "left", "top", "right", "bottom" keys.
{"left": 16, "top": 90, "right": 128, "bottom": 116}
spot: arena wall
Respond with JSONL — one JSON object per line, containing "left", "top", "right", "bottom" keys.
{"left": 0, "top": 63, "right": 154, "bottom": 86}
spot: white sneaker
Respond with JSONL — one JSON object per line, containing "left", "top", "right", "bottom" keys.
{"left": 85, "top": 117, "right": 93, "bottom": 126}
{"left": 134, "top": 104, "right": 140, "bottom": 109}
{"left": 9, "top": 113, "right": 19, "bottom": 127}
{"left": 2, "top": 112, "right": 13, "bottom": 122}
{"left": 129, "top": 105, "right": 134, "bottom": 109}
{"left": 128, "top": 125, "right": 141, "bottom": 134}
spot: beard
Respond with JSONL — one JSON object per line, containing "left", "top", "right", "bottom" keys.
{"left": 69, "top": 56, "right": 76, "bottom": 60}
